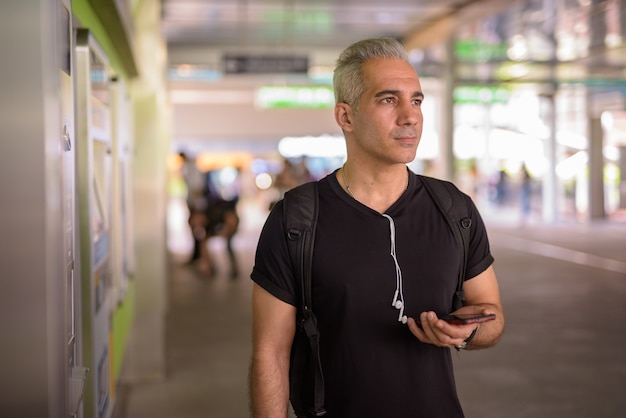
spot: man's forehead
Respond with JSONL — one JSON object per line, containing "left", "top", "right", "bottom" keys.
{"left": 362, "top": 59, "right": 421, "bottom": 92}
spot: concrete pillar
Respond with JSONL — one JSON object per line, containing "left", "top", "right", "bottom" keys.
{"left": 617, "top": 145, "right": 626, "bottom": 209}
{"left": 441, "top": 38, "right": 455, "bottom": 182}
{"left": 122, "top": 0, "right": 171, "bottom": 383}
{"left": 542, "top": 92, "right": 558, "bottom": 224}
{"left": 588, "top": 117, "right": 606, "bottom": 219}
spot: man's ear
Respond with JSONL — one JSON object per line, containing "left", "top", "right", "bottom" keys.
{"left": 334, "top": 103, "right": 354, "bottom": 132}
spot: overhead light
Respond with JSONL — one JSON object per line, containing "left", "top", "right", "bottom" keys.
{"left": 278, "top": 135, "right": 346, "bottom": 158}
{"left": 556, "top": 151, "right": 588, "bottom": 180}
{"left": 168, "top": 65, "right": 223, "bottom": 82}
{"left": 308, "top": 66, "right": 334, "bottom": 83}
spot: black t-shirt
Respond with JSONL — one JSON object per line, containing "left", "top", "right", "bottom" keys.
{"left": 251, "top": 169, "right": 494, "bottom": 418}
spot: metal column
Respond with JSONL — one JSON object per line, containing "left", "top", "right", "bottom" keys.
{"left": 542, "top": 91, "right": 558, "bottom": 223}
{"left": 588, "top": 117, "right": 606, "bottom": 219}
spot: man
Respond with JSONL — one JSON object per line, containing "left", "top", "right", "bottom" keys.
{"left": 249, "top": 37, "right": 505, "bottom": 418}
{"left": 179, "top": 152, "right": 207, "bottom": 264}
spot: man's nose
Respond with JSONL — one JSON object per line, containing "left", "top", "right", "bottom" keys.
{"left": 398, "top": 102, "right": 421, "bottom": 126}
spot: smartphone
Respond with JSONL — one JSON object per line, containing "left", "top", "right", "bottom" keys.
{"left": 416, "top": 313, "right": 496, "bottom": 326}
{"left": 439, "top": 313, "right": 496, "bottom": 325}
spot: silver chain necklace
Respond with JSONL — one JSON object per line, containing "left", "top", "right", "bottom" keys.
{"left": 341, "top": 163, "right": 355, "bottom": 199}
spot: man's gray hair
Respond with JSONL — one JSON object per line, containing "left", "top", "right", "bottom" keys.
{"left": 333, "top": 38, "right": 409, "bottom": 110}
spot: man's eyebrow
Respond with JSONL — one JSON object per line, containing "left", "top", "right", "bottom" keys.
{"left": 374, "top": 90, "right": 424, "bottom": 99}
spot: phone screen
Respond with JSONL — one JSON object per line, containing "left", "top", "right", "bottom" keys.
{"left": 439, "top": 313, "right": 496, "bottom": 325}
{"left": 415, "top": 313, "right": 496, "bottom": 327}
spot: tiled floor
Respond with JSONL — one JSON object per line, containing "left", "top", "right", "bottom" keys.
{"left": 112, "top": 203, "right": 626, "bottom": 418}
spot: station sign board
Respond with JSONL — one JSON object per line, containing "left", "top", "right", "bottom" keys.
{"left": 224, "top": 54, "right": 308, "bottom": 74}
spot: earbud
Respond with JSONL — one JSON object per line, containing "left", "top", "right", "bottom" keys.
{"left": 393, "top": 293, "right": 406, "bottom": 323}
{"left": 397, "top": 303, "right": 406, "bottom": 322}
{"left": 391, "top": 290, "right": 399, "bottom": 307}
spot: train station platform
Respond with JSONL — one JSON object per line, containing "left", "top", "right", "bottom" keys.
{"left": 112, "top": 202, "right": 626, "bottom": 418}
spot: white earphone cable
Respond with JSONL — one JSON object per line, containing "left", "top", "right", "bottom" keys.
{"left": 382, "top": 214, "right": 407, "bottom": 324}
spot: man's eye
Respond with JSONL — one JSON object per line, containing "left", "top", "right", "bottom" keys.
{"left": 381, "top": 97, "right": 395, "bottom": 104}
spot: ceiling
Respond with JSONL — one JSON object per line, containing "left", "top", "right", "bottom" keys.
{"left": 161, "top": 0, "right": 626, "bottom": 88}
{"left": 161, "top": 0, "right": 626, "bottom": 154}
{"left": 160, "top": 0, "right": 510, "bottom": 52}
{"left": 160, "top": 0, "right": 524, "bottom": 155}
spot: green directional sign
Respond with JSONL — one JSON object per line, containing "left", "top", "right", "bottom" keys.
{"left": 256, "top": 86, "right": 335, "bottom": 109}
{"left": 454, "top": 86, "right": 510, "bottom": 104}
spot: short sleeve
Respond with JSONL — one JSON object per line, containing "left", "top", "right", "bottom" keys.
{"left": 250, "top": 200, "right": 298, "bottom": 306}
{"left": 464, "top": 195, "right": 494, "bottom": 280}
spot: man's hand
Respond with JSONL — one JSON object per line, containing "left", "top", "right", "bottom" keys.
{"left": 407, "top": 311, "right": 478, "bottom": 349}
{"left": 408, "top": 265, "right": 505, "bottom": 349}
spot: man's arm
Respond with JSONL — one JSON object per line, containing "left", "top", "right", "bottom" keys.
{"left": 454, "top": 265, "right": 505, "bottom": 349}
{"left": 407, "top": 265, "right": 505, "bottom": 349}
{"left": 249, "top": 283, "right": 297, "bottom": 418}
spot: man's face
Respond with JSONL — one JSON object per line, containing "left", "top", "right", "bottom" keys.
{"left": 346, "top": 58, "right": 424, "bottom": 165}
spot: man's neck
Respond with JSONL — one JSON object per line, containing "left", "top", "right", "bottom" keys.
{"left": 338, "top": 162, "right": 409, "bottom": 213}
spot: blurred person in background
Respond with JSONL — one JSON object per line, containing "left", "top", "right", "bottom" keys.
{"left": 270, "top": 158, "right": 300, "bottom": 211}
{"left": 197, "top": 169, "right": 240, "bottom": 279}
{"left": 179, "top": 152, "right": 207, "bottom": 264}
{"left": 519, "top": 165, "right": 533, "bottom": 224}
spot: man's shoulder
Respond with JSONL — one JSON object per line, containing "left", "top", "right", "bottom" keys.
{"left": 283, "top": 181, "right": 319, "bottom": 206}
{"left": 415, "top": 174, "right": 470, "bottom": 200}
{"left": 416, "top": 173, "right": 458, "bottom": 188}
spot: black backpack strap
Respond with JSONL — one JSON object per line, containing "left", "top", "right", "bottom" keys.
{"left": 283, "top": 182, "right": 326, "bottom": 417}
{"left": 419, "top": 176, "right": 472, "bottom": 311}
